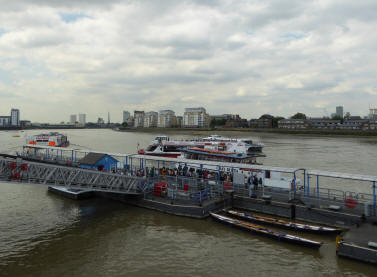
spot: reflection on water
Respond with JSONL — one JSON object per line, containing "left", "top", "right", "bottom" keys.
{"left": 1, "top": 129, "right": 377, "bottom": 276}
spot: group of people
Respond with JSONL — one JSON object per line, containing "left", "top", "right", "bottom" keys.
{"left": 126, "top": 165, "right": 263, "bottom": 191}
{"left": 127, "top": 165, "right": 234, "bottom": 182}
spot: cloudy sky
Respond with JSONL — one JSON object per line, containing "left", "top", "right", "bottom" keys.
{"left": 1, "top": 0, "right": 377, "bottom": 123}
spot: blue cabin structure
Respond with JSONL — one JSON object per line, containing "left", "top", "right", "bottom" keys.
{"left": 79, "top": 153, "right": 119, "bottom": 172}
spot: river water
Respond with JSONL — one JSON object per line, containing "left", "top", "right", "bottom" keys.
{"left": 1, "top": 129, "right": 376, "bottom": 276}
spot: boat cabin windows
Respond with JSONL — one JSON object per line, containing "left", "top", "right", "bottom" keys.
{"left": 155, "top": 136, "right": 169, "bottom": 142}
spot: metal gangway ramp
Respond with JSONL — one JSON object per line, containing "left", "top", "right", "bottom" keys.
{"left": 0, "top": 156, "right": 142, "bottom": 195}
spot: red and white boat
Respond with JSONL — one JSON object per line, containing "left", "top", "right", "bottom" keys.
{"left": 27, "top": 132, "right": 70, "bottom": 147}
{"left": 137, "top": 135, "right": 264, "bottom": 159}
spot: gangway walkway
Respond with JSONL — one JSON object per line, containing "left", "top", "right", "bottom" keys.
{"left": 0, "top": 156, "right": 142, "bottom": 195}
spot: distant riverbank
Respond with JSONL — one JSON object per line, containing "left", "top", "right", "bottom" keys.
{"left": 118, "top": 127, "right": 377, "bottom": 137}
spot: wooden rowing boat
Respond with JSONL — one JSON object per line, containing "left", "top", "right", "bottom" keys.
{"left": 226, "top": 209, "right": 341, "bottom": 234}
{"left": 210, "top": 212, "right": 322, "bottom": 248}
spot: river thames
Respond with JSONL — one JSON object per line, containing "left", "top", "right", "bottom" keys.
{"left": 1, "top": 129, "right": 377, "bottom": 276}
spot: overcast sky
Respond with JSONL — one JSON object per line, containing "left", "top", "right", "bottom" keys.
{"left": 1, "top": 0, "right": 377, "bottom": 123}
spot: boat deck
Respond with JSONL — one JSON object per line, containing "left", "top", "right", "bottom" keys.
{"left": 337, "top": 221, "right": 377, "bottom": 264}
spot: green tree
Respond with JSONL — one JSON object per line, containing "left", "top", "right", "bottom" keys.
{"left": 272, "top": 116, "right": 285, "bottom": 128}
{"left": 291, "top": 113, "right": 306, "bottom": 119}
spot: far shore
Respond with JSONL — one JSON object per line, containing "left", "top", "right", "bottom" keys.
{"left": 117, "top": 127, "right": 377, "bottom": 137}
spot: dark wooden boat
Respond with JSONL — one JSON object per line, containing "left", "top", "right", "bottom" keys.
{"left": 226, "top": 210, "right": 341, "bottom": 234}
{"left": 210, "top": 212, "right": 322, "bottom": 248}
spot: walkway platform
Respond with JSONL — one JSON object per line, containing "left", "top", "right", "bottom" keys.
{"left": 337, "top": 221, "right": 377, "bottom": 264}
{"left": 48, "top": 186, "right": 94, "bottom": 200}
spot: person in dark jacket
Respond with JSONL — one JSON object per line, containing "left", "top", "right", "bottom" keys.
{"left": 253, "top": 175, "right": 258, "bottom": 191}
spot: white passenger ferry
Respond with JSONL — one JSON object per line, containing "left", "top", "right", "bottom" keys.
{"left": 27, "top": 132, "right": 69, "bottom": 147}
{"left": 137, "top": 135, "right": 264, "bottom": 158}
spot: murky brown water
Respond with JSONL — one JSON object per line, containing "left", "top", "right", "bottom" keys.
{"left": 1, "top": 129, "right": 377, "bottom": 276}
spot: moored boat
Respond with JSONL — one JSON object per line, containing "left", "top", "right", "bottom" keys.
{"left": 210, "top": 212, "right": 322, "bottom": 248}
{"left": 27, "top": 132, "right": 69, "bottom": 147}
{"left": 138, "top": 135, "right": 264, "bottom": 159}
{"left": 226, "top": 210, "right": 342, "bottom": 234}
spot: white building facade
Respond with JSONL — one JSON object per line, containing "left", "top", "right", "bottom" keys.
{"left": 79, "top": 114, "right": 86, "bottom": 125}
{"left": 70, "top": 114, "right": 77, "bottom": 124}
{"left": 10, "top": 109, "right": 20, "bottom": 126}
{"left": 158, "top": 110, "right": 176, "bottom": 128}
{"left": 144, "top": 111, "right": 158, "bottom": 127}
{"left": 183, "top": 107, "right": 209, "bottom": 128}
{"left": 134, "top": 111, "right": 145, "bottom": 128}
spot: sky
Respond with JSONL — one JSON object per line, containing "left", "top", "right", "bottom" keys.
{"left": 0, "top": 0, "right": 377, "bottom": 123}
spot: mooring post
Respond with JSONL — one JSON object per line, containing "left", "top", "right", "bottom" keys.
{"left": 130, "top": 157, "right": 133, "bottom": 175}
{"left": 303, "top": 169, "right": 306, "bottom": 196}
{"left": 293, "top": 172, "right": 296, "bottom": 199}
{"left": 373, "top": 181, "right": 376, "bottom": 216}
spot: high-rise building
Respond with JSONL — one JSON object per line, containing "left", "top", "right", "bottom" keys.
{"left": 144, "top": 111, "right": 158, "bottom": 127}
{"left": 10, "top": 108, "right": 20, "bottom": 126}
{"left": 123, "top": 111, "right": 131, "bottom": 123}
{"left": 183, "top": 107, "right": 209, "bottom": 128}
{"left": 134, "top": 111, "right": 144, "bottom": 127}
{"left": 79, "top": 114, "right": 86, "bottom": 125}
{"left": 369, "top": 108, "right": 377, "bottom": 120}
{"left": 336, "top": 106, "right": 344, "bottom": 118}
{"left": 158, "top": 110, "right": 176, "bottom": 128}
{"left": 70, "top": 114, "right": 77, "bottom": 124}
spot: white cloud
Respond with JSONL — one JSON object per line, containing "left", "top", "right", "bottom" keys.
{"left": 0, "top": 0, "right": 377, "bottom": 122}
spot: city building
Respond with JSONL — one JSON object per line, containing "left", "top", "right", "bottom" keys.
{"left": 144, "top": 111, "right": 158, "bottom": 127}
{"left": 183, "top": 107, "right": 209, "bottom": 128}
{"left": 257, "top": 114, "right": 274, "bottom": 128}
{"left": 70, "top": 114, "right": 77, "bottom": 124}
{"left": 176, "top": 116, "right": 183, "bottom": 128}
{"left": 134, "top": 111, "right": 145, "bottom": 128}
{"left": 339, "top": 118, "right": 368, "bottom": 130}
{"left": 248, "top": 119, "right": 259, "bottom": 128}
{"left": 0, "top": 116, "right": 10, "bottom": 127}
{"left": 123, "top": 111, "right": 131, "bottom": 123}
{"left": 20, "top": 120, "right": 31, "bottom": 128}
{"left": 336, "top": 106, "right": 344, "bottom": 118}
{"left": 158, "top": 110, "right": 177, "bottom": 128}
{"left": 97, "top": 117, "right": 105, "bottom": 125}
{"left": 10, "top": 109, "right": 20, "bottom": 126}
{"left": 368, "top": 108, "right": 377, "bottom": 120}
{"left": 126, "top": 117, "right": 134, "bottom": 127}
{"left": 307, "top": 118, "right": 340, "bottom": 129}
{"left": 278, "top": 119, "right": 308, "bottom": 129}
{"left": 79, "top": 114, "right": 86, "bottom": 125}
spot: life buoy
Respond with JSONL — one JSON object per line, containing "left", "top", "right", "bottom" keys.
{"left": 9, "top": 162, "right": 17, "bottom": 171}
{"left": 345, "top": 197, "right": 358, "bottom": 209}
{"left": 13, "top": 172, "right": 21, "bottom": 180}
{"left": 20, "top": 163, "right": 28, "bottom": 171}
